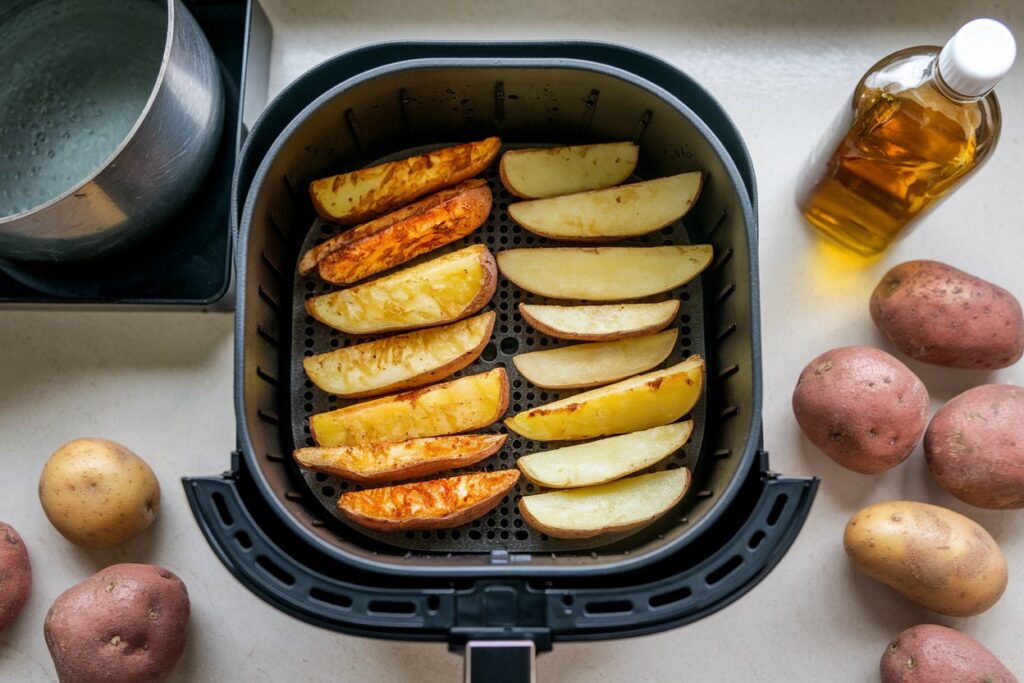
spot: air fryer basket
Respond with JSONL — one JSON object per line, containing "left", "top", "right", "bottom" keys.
{"left": 235, "top": 52, "right": 764, "bottom": 577}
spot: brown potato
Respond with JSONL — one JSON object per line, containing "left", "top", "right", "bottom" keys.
{"left": 870, "top": 260, "right": 1024, "bottom": 369}
{"left": 309, "top": 137, "right": 500, "bottom": 224}
{"left": 925, "top": 384, "right": 1024, "bottom": 509}
{"left": 0, "top": 522, "right": 31, "bottom": 632}
{"left": 337, "top": 469, "right": 520, "bottom": 531}
{"left": 39, "top": 438, "right": 160, "bottom": 548}
{"left": 293, "top": 433, "right": 507, "bottom": 484}
{"left": 792, "top": 346, "right": 929, "bottom": 474}
{"left": 844, "top": 501, "right": 1007, "bottom": 616}
{"left": 881, "top": 624, "right": 1017, "bottom": 683}
{"left": 45, "top": 563, "right": 189, "bottom": 683}
{"left": 300, "top": 179, "right": 492, "bottom": 284}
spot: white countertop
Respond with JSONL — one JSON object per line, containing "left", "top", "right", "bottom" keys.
{"left": 3, "top": 0, "right": 1024, "bottom": 680}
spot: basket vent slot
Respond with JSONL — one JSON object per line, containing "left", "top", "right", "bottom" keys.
{"left": 648, "top": 586, "right": 692, "bottom": 608}
{"left": 747, "top": 530, "right": 766, "bottom": 550}
{"left": 256, "top": 556, "right": 296, "bottom": 587}
{"left": 234, "top": 531, "right": 252, "bottom": 550}
{"left": 706, "top": 555, "right": 742, "bottom": 586}
{"left": 310, "top": 587, "right": 353, "bottom": 609}
{"left": 367, "top": 599, "right": 416, "bottom": 615}
{"left": 584, "top": 599, "right": 633, "bottom": 615}
{"left": 211, "top": 492, "right": 233, "bottom": 526}
{"left": 767, "top": 494, "right": 789, "bottom": 527}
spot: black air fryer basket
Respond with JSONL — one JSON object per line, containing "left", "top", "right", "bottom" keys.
{"left": 185, "top": 42, "right": 818, "bottom": 680}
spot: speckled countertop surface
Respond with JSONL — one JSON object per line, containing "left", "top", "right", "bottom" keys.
{"left": 2, "top": 0, "right": 1023, "bottom": 680}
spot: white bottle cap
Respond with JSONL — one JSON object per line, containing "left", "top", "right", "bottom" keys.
{"left": 938, "top": 19, "right": 1016, "bottom": 98}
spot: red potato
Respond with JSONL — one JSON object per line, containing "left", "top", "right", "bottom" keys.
{"left": 44, "top": 564, "right": 189, "bottom": 683}
{"left": 870, "top": 260, "right": 1024, "bottom": 369}
{"left": 792, "top": 346, "right": 929, "bottom": 474}
{"left": 881, "top": 624, "right": 1017, "bottom": 683}
{"left": 0, "top": 522, "right": 31, "bottom": 632}
{"left": 925, "top": 384, "right": 1024, "bottom": 509}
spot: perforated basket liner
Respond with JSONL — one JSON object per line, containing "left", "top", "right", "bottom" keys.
{"left": 291, "top": 145, "right": 706, "bottom": 553}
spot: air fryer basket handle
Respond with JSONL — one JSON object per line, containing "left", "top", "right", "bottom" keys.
{"left": 464, "top": 640, "right": 536, "bottom": 683}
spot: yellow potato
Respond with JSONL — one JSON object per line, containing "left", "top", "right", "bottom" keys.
{"left": 844, "top": 501, "right": 1007, "bottom": 616}
{"left": 499, "top": 142, "right": 638, "bottom": 199}
{"left": 519, "top": 301, "right": 679, "bottom": 341}
{"left": 38, "top": 438, "right": 160, "bottom": 549}
{"left": 505, "top": 356, "right": 704, "bottom": 441}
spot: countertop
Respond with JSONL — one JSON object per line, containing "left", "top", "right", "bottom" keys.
{"left": 2, "top": 0, "right": 1024, "bottom": 680}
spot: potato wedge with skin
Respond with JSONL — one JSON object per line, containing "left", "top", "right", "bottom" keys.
{"left": 293, "top": 433, "right": 507, "bottom": 484}
{"left": 497, "top": 246, "right": 712, "bottom": 301}
{"left": 306, "top": 245, "right": 496, "bottom": 335}
{"left": 509, "top": 172, "right": 703, "bottom": 240}
{"left": 519, "top": 468, "right": 691, "bottom": 538}
{"left": 505, "top": 356, "right": 703, "bottom": 441}
{"left": 499, "top": 142, "right": 638, "bottom": 199}
{"left": 310, "top": 368, "right": 509, "bottom": 447}
{"left": 304, "top": 312, "right": 495, "bottom": 398}
{"left": 338, "top": 469, "right": 520, "bottom": 531}
{"left": 513, "top": 329, "right": 677, "bottom": 389}
{"left": 517, "top": 421, "right": 693, "bottom": 488}
{"left": 300, "top": 180, "right": 492, "bottom": 284}
{"left": 520, "top": 301, "right": 679, "bottom": 341}
{"left": 309, "top": 137, "right": 501, "bottom": 224}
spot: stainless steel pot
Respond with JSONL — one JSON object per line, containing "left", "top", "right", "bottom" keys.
{"left": 0, "top": 0, "right": 223, "bottom": 262}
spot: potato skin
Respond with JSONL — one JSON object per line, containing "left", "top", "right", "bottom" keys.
{"left": 39, "top": 438, "right": 160, "bottom": 548}
{"left": 925, "top": 384, "right": 1024, "bottom": 509}
{"left": 792, "top": 346, "right": 929, "bottom": 474}
{"left": 0, "top": 522, "right": 31, "bottom": 632}
{"left": 844, "top": 501, "right": 1007, "bottom": 616}
{"left": 44, "top": 563, "right": 190, "bottom": 683}
{"left": 870, "top": 260, "right": 1024, "bottom": 369}
{"left": 881, "top": 624, "right": 1017, "bottom": 683}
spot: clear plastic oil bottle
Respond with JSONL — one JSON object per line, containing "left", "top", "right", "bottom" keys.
{"left": 798, "top": 19, "right": 1016, "bottom": 256}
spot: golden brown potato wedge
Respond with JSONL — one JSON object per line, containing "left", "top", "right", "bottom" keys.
{"left": 508, "top": 172, "right": 703, "bottom": 240}
{"left": 519, "top": 301, "right": 680, "bottom": 341}
{"left": 338, "top": 469, "right": 520, "bottom": 531}
{"left": 513, "top": 329, "right": 677, "bottom": 389}
{"left": 306, "top": 245, "right": 497, "bottom": 335}
{"left": 496, "top": 246, "right": 712, "bottom": 301}
{"left": 519, "top": 468, "right": 691, "bottom": 538}
{"left": 304, "top": 311, "right": 495, "bottom": 398}
{"left": 505, "top": 356, "right": 704, "bottom": 441}
{"left": 309, "top": 137, "right": 501, "bottom": 224}
{"left": 299, "top": 180, "right": 493, "bottom": 284}
{"left": 310, "top": 368, "right": 509, "bottom": 447}
{"left": 517, "top": 421, "right": 693, "bottom": 488}
{"left": 293, "top": 433, "right": 507, "bottom": 484}
{"left": 499, "top": 142, "right": 638, "bottom": 199}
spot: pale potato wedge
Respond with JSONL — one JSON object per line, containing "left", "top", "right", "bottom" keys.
{"left": 293, "top": 433, "right": 507, "bottom": 484}
{"left": 497, "top": 246, "right": 712, "bottom": 301}
{"left": 519, "top": 468, "right": 691, "bottom": 538}
{"left": 338, "top": 469, "right": 520, "bottom": 531}
{"left": 505, "top": 356, "right": 703, "bottom": 441}
{"left": 499, "top": 142, "right": 638, "bottom": 199}
{"left": 309, "top": 137, "right": 501, "bottom": 224}
{"left": 513, "top": 329, "right": 677, "bottom": 389}
{"left": 520, "top": 301, "right": 679, "bottom": 341}
{"left": 306, "top": 245, "right": 497, "bottom": 335}
{"left": 517, "top": 421, "right": 693, "bottom": 488}
{"left": 304, "top": 311, "right": 495, "bottom": 398}
{"left": 508, "top": 172, "right": 702, "bottom": 240}
{"left": 299, "top": 179, "right": 492, "bottom": 281}
{"left": 310, "top": 368, "right": 509, "bottom": 447}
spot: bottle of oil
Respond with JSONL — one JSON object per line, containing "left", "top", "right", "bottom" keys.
{"left": 798, "top": 19, "right": 1016, "bottom": 256}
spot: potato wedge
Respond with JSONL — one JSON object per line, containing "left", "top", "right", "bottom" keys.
{"left": 309, "top": 137, "right": 501, "bottom": 224}
{"left": 310, "top": 368, "right": 509, "bottom": 447}
{"left": 304, "top": 311, "right": 495, "bottom": 398}
{"left": 520, "top": 301, "right": 679, "bottom": 341}
{"left": 293, "top": 433, "right": 507, "bottom": 484}
{"left": 519, "top": 468, "right": 691, "bottom": 538}
{"left": 497, "top": 246, "right": 712, "bottom": 301}
{"left": 499, "top": 142, "right": 638, "bottom": 199}
{"left": 505, "top": 356, "right": 703, "bottom": 441}
{"left": 338, "top": 469, "right": 520, "bottom": 531}
{"left": 306, "top": 245, "right": 496, "bottom": 335}
{"left": 517, "top": 421, "right": 693, "bottom": 488}
{"left": 299, "top": 180, "right": 492, "bottom": 284}
{"left": 513, "top": 330, "right": 677, "bottom": 389}
{"left": 509, "top": 172, "right": 703, "bottom": 240}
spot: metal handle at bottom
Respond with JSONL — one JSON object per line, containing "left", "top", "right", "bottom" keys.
{"left": 465, "top": 640, "right": 536, "bottom": 683}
